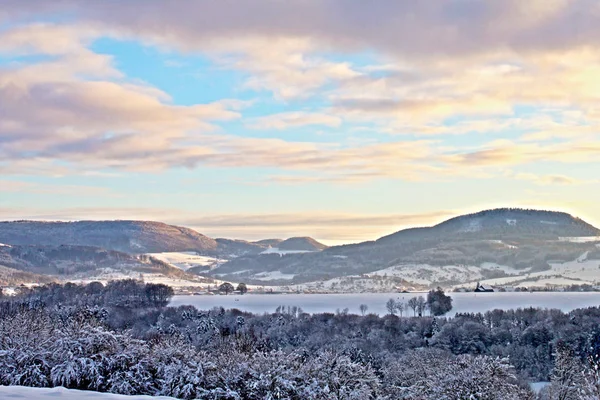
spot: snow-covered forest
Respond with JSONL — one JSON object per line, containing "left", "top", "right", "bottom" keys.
{"left": 1, "top": 282, "right": 600, "bottom": 399}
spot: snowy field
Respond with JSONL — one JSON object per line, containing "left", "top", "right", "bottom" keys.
{"left": 0, "top": 386, "right": 176, "bottom": 399}
{"left": 146, "top": 252, "right": 222, "bottom": 270}
{"left": 260, "top": 247, "right": 313, "bottom": 255}
{"left": 171, "top": 292, "right": 600, "bottom": 316}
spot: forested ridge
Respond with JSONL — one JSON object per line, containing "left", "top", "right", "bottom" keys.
{"left": 1, "top": 282, "right": 600, "bottom": 398}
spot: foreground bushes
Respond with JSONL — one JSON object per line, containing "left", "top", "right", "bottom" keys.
{"left": 3, "top": 281, "right": 600, "bottom": 398}
{"left": 0, "top": 308, "right": 533, "bottom": 399}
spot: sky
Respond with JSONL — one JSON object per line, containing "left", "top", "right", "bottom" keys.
{"left": 1, "top": 1, "right": 600, "bottom": 245}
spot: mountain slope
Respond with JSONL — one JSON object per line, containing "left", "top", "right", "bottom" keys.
{"left": 0, "top": 221, "right": 218, "bottom": 254}
{"left": 210, "top": 208, "right": 600, "bottom": 285}
{"left": 253, "top": 239, "right": 283, "bottom": 247}
{"left": 278, "top": 237, "right": 328, "bottom": 251}
{"left": 215, "top": 238, "right": 265, "bottom": 256}
{"left": 0, "top": 265, "right": 56, "bottom": 286}
{"left": 378, "top": 208, "right": 600, "bottom": 244}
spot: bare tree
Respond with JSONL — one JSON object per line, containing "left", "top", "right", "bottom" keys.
{"left": 386, "top": 298, "right": 397, "bottom": 315}
{"left": 408, "top": 297, "right": 418, "bottom": 317}
{"left": 359, "top": 304, "right": 368, "bottom": 316}
{"left": 396, "top": 301, "right": 405, "bottom": 317}
{"left": 416, "top": 296, "right": 426, "bottom": 317}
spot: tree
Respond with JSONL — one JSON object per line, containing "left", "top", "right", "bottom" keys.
{"left": 386, "top": 298, "right": 396, "bottom": 315}
{"left": 427, "top": 287, "right": 453, "bottom": 316}
{"left": 396, "top": 301, "right": 404, "bottom": 317}
{"left": 408, "top": 297, "right": 418, "bottom": 317}
{"left": 145, "top": 283, "right": 174, "bottom": 307}
{"left": 546, "top": 342, "right": 594, "bottom": 400}
{"left": 359, "top": 304, "right": 368, "bottom": 316}
{"left": 219, "top": 282, "right": 234, "bottom": 295}
{"left": 236, "top": 283, "right": 248, "bottom": 295}
{"left": 416, "top": 296, "right": 426, "bottom": 317}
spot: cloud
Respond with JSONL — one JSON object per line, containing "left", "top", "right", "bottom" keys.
{"left": 0, "top": 24, "right": 243, "bottom": 173}
{"left": 445, "top": 141, "right": 600, "bottom": 167}
{"left": 22, "top": 1, "right": 595, "bottom": 58}
{"left": 0, "top": 3, "right": 599, "bottom": 185}
{"left": 246, "top": 112, "right": 342, "bottom": 130}
{"left": 510, "top": 173, "right": 598, "bottom": 186}
{"left": 0, "top": 179, "right": 116, "bottom": 196}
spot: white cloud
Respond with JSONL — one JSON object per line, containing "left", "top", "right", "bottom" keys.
{"left": 246, "top": 112, "right": 342, "bottom": 130}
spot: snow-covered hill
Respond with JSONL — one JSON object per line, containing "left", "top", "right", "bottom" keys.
{"left": 211, "top": 209, "right": 600, "bottom": 285}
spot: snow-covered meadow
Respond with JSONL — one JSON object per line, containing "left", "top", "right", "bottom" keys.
{"left": 146, "top": 252, "right": 222, "bottom": 270}
{"left": 171, "top": 291, "right": 600, "bottom": 316}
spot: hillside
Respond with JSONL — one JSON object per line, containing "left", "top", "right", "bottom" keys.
{"left": 0, "top": 243, "right": 201, "bottom": 284}
{"left": 210, "top": 208, "right": 600, "bottom": 287}
{"left": 214, "top": 238, "right": 265, "bottom": 256}
{"left": 253, "top": 239, "right": 284, "bottom": 247}
{"left": 2, "top": 209, "right": 599, "bottom": 290}
{"left": 278, "top": 237, "right": 328, "bottom": 251}
{"left": 0, "top": 220, "right": 218, "bottom": 254}
{"left": 0, "top": 265, "right": 56, "bottom": 286}
{"left": 377, "top": 208, "right": 600, "bottom": 244}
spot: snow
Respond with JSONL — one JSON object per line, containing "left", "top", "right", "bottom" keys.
{"left": 0, "top": 243, "right": 11, "bottom": 248}
{"left": 171, "top": 291, "right": 600, "bottom": 316}
{"left": 480, "top": 262, "right": 527, "bottom": 273}
{"left": 506, "top": 219, "right": 517, "bottom": 226}
{"left": 559, "top": 236, "right": 600, "bottom": 243}
{"left": 459, "top": 219, "right": 482, "bottom": 232}
{"left": 147, "top": 252, "right": 222, "bottom": 270}
{"left": 529, "top": 382, "right": 550, "bottom": 394}
{"left": 577, "top": 251, "right": 589, "bottom": 262}
{"left": 252, "top": 271, "right": 296, "bottom": 281}
{"left": 260, "top": 247, "right": 313, "bottom": 255}
{"left": 485, "top": 240, "right": 518, "bottom": 249}
{"left": 540, "top": 220, "right": 558, "bottom": 225}
{"left": 68, "top": 272, "right": 212, "bottom": 288}
{"left": 367, "top": 262, "right": 523, "bottom": 287}
{"left": 0, "top": 386, "right": 177, "bottom": 399}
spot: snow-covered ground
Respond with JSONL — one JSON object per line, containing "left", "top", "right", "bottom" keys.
{"left": 171, "top": 291, "right": 600, "bottom": 316}
{"left": 252, "top": 271, "right": 297, "bottom": 281}
{"left": 260, "top": 247, "right": 313, "bottom": 255}
{"left": 459, "top": 219, "right": 482, "bottom": 232}
{"left": 559, "top": 236, "right": 600, "bottom": 243}
{"left": 477, "top": 254, "right": 600, "bottom": 288}
{"left": 359, "top": 262, "right": 526, "bottom": 288}
{"left": 485, "top": 240, "right": 518, "bottom": 249}
{"left": 0, "top": 386, "right": 176, "bottom": 399}
{"left": 147, "top": 252, "right": 222, "bottom": 270}
{"left": 68, "top": 271, "right": 214, "bottom": 288}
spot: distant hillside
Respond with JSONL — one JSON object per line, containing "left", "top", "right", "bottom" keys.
{"left": 0, "top": 265, "right": 56, "bottom": 286}
{"left": 215, "top": 238, "right": 265, "bottom": 256}
{"left": 0, "top": 243, "right": 197, "bottom": 281}
{"left": 210, "top": 208, "right": 600, "bottom": 285}
{"left": 278, "top": 237, "right": 328, "bottom": 251}
{"left": 0, "top": 220, "right": 218, "bottom": 254}
{"left": 253, "top": 239, "right": 284, "bottom": 247}
{"left": 377, "top": 208, "right": 600, "bottom": 244}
